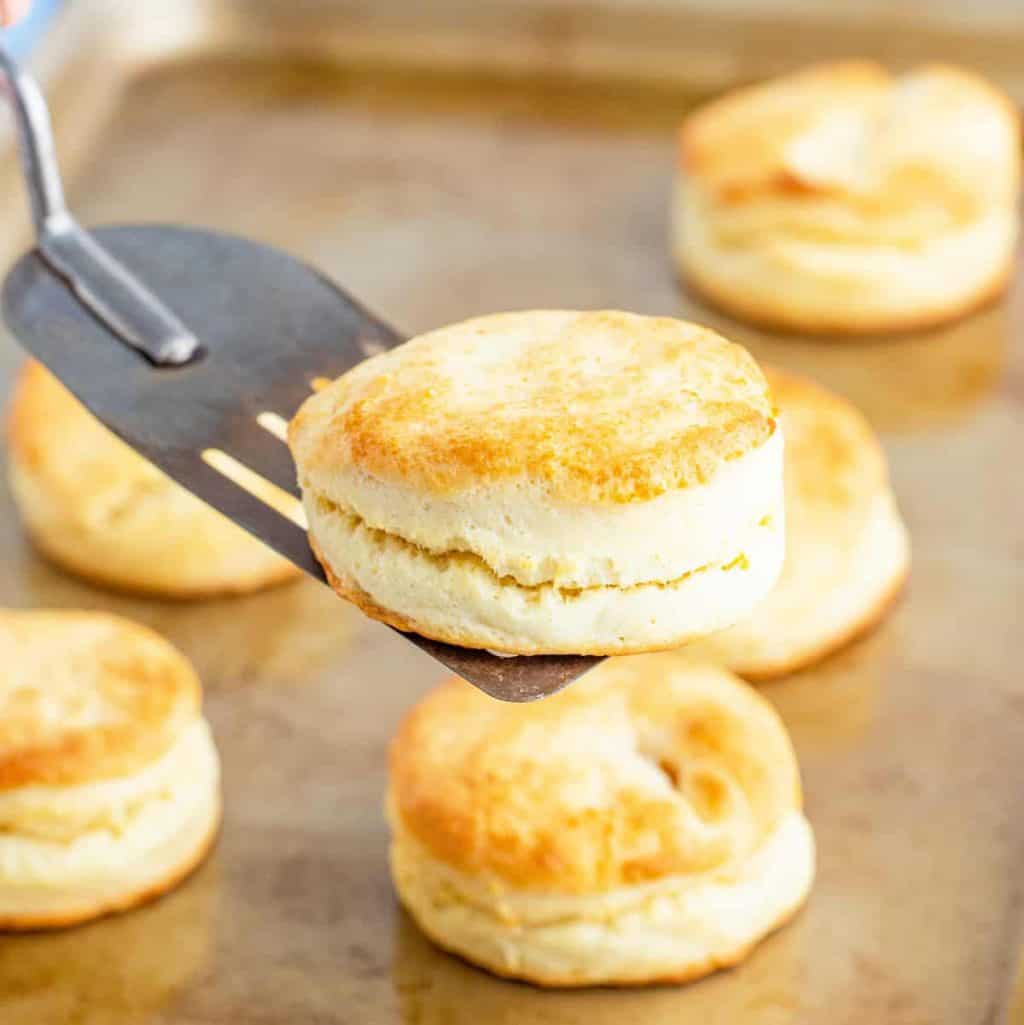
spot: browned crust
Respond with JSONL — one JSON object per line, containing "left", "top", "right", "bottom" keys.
{"left": 0, "top": 611, "right": 202, "bottom": 791}
{"left": 401, "top": 889, "right": 809, "bottom": 989}
{"left": 735, "top": 558, "right": 909, "bottom": 683}
{"left": 678, "top": 60, "right": 890, "bottom": 196}
{"left": 679, "top": 252, "right": 1014, "bottom": 339}
{"left": 677, "top": 61, "right": 1019, "bottom": 207}
{"left": 5, "top": 361, "right": 47, "bottom": 458}
{"left": 310, "top": 536, "right": 765, "bottom": 657}
{"left": 289, "top": 311, "right": 775, "bottom": 506}
{"left": 0, "top": 800, "right": 221, "bottom": 932}
{"left": 390, "top": 658, "right": 802, "bottom": 892}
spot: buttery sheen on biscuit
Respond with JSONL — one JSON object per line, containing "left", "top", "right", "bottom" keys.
{"left": 0, "top": 610, "right": 221, "bottom": 929}
{"left": 7, "top": 362, "right": 300, "bottom": 598}
{"left": 675, "top": 62, "right": 1020, "bottom": 334}
{"left": 388, "top": 653, "right": 815, "bottom": 986}
{"left": 688, "top": 369, "right": 909, "bottom": 679}
{"left": 289, "top": 310, "right": 785, "bottom": 654}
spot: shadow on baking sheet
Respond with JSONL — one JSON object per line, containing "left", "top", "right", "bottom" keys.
{"left": 0, "top": 856, "right": 219, "bottom": 1025}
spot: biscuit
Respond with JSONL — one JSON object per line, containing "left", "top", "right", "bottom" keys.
{"left": 0, "top": 610, "right": 221, "bottom": 929}
{"left": 688, "top": 369, "right": 909, "bottom": 679}
{"left": 675, "top": 62, "right": 1020, "bottom": 334}
{"left": 289, "top": 310, "right": 785, "bottom": 654}
{"left": 388, "top": 653, "right": 814, "bottom": 986}
{"left": 7, "top": 362, "right": 300, "bottom": 598}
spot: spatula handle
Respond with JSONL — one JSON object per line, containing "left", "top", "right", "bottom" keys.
{"left": 0, "top": 45, "right": 200, "bottom": 366}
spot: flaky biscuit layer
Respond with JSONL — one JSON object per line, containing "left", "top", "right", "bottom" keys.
{"left": 304, "top": 429, "right": 782, "bottom": 591}
{"left": 676, "top": 183, "right": 1016, "bottom": 334}
{"left": 0, "top": 720, "right": 220, "bottom": 929}
{"left": 390, "top": 808, "right": 813, "bottom": 987}
{"left": 304, "top": 486, "right": 784, "bottom": 654}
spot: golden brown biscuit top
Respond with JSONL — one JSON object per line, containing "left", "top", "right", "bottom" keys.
{"left": 766, "top": 367, "right": 888, "bottom": 515}
{"left": 389, "top": 654, "right": 800, "bottom": 893}
{"left": 680, "top": 61, "right": 1020, "bottom": 217}
{"left": 0, "top": 611, "right": 201, "bottom": 790}
{"left": 289, "top": 311, "right": 774, "bottom": 504}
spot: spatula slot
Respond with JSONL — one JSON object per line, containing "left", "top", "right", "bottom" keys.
{"left": 256, "top": 411, "right": 290, "bottom": 442}
{"left": 201, "top": 448, "right": 308, "bottom": 529}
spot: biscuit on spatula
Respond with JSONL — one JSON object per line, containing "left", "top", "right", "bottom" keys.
{"left": 290, "top": 310, "right": 785, "bottom": 655}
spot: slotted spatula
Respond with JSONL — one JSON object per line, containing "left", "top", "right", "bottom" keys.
{"left": 0, "top": 46, "right": 600, "bottom": 701}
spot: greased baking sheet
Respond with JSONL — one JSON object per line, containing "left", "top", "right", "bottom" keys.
{"left": 1, "top": 8, "right": 1023, "bottom": 1025}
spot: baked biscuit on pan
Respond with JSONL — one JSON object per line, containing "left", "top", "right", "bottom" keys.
{"left": 675, "top": 62, "right": 1019, "bottom": 334}
{"left": 388, "top": 653, "right": 814, "bottom": 986}
{"left": 0, "top": 610, "right": 221, "bottom": 929}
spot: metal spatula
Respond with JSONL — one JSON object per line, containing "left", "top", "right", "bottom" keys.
{"left": 0, "top": 47, "right": 600, "bottom": 701}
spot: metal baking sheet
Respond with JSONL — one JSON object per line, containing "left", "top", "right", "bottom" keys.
{"left": 1, "top": 7, "right": 1023, "bottom": 1023}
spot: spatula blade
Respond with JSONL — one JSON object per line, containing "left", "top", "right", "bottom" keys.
{"left": 2, "top": 223, "right": 601, "bottom": 700}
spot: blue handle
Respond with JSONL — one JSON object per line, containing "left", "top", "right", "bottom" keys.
{"left": 3, "top": 0, "right": 64, "bottom": 58}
